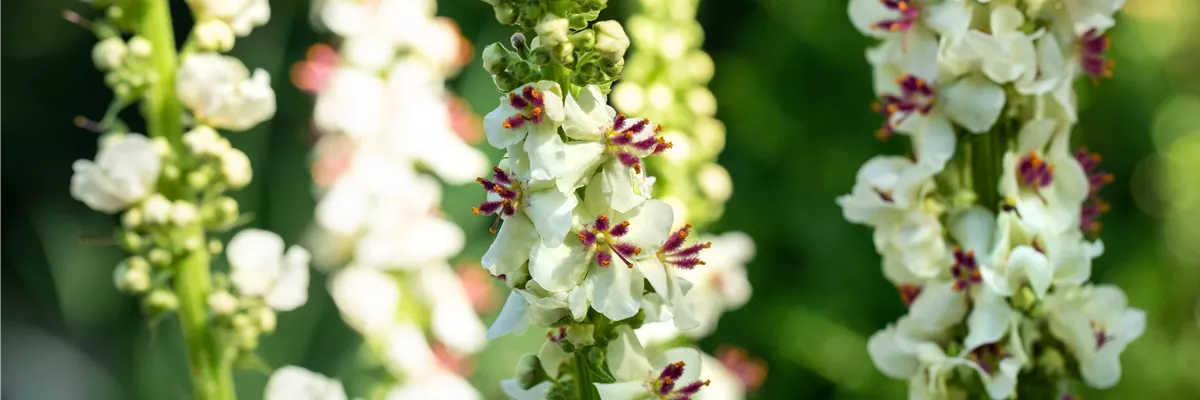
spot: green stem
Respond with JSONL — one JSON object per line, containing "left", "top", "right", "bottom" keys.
{"left": 139, "top": 1, "right": 233, "bottom": 399}
{"left": 574, "top": 348, "right": 597, "bottom": 400}
{"left": 173, "top": 227, "right": 234, "bottom": 400}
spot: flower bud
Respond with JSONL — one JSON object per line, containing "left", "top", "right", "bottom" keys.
{"left": 570, "top": 30, "right": 595, "bottom": 51}
{"left": 593, "top": 21, "right": 629, "bottom": 63}
{"left": 220, "top": 149, "right": 252, "bottom": 189}
{"left": 493, "top": 72, "right": 521, "bottom": 92}
{"left": 551, "top": 42, "right": 575, "bottom": 66}
{"left": 517, "top": 4, "right": 542, "bottom": 30}
{"left": 208, "top": 239, "right": 224, "bottom": 255}
{"left": 187, "top": 170, "right": 212, "bottom": 191}
{"left": 515, "top": 354, "right": 548, "bottom": 390}
{"left": 194, "top": 20, "right": 235, "bottom": 52}
{"left": 151, "top": 137, "right": 173, "bottom": 159}
{"left": 114, "top": 258, "right": 151, "bottom": 294}
{"left": 601, "top": 59, "right": 624, "bottom": 78}
{"left": 482, "top": 43, "right": 512, "bottom": 75}
{"left": 510, "top": 32, "right": 527, "bottom": 53}
{"left": 204, "top": 196, "right": 240, "bottom": 228}
{"left": 92, "top": 37, "right": 128, "bottom": 71}
{"left": 144, "top": 289, "right": 180, "bottom": 314}
{"left": 148, "top": 248, "right": 173, "bottom": 269}
{"left": 162, "top": 164, "right": 181, "bottom": 182}
{"left": 535, "top": 13, "right": 569, "bottom": 48}
{"left": 565, "top": 324, "right": 595, "bottom": 347}
{"left": 119, "top": 230, "right": 143, "bottom": 253}
{"left": 568, "top": 14, "right": 588, "bottom": 30}
{"left": 253, "top": 307, "right": 277, "bottom": 333}
{"left": 509, "top": 60, "right": 537, "bottom": 81}
{"left": 142, "top": 194, "right": 172, "bottom": 225}
{"left": 1013, "top": 285, "right": 1038, "bottom": 312}
{"left": 171, "top": 200, "right": 199, "bottom": 226}
{"left": 127, "top": 36, "right": 152, "bottom": 59}
{"left": 529, "top": 47, "right": 551, "bottom": 67}
{"left": 121, "top": 208, "right": 144, "bottom": 230}
{"left": 208, "top": 291, "right": 239, "bottom": 316}
{"left": 494, "top": 3, "right": 517, "bottom": 25}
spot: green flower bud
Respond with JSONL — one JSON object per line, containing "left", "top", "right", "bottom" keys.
{"left": 517, "top": 4, "right": 542, "bottom": 30}
{"left": 482, "top": 43, "right": 512, "bottom": 75}
{"left": 493, "top": 72, "right": 521, "bottom": 92}
{"left": 204, "top": 196, "right": 240, "bottom": 229}
{"left": 92, "top": 37, "right": 128, "bottom": 71}
{"left": 187, "top": 170, "right": 212, "bottom": 191}
{"left": 162, "top": 164, "right": 181, "bottom": 182}
{"left": 127, "top": 36, "right": 152, "bottom": 59}
{"left": 570, "top": 30, "right": 596, "bottom": 51}
{"left": 144, "top": 289, "right": 179, "bottom": 314}
{"left": 515, "top": 354, "right": 548, "bottom": 390}
{"left": 593, "top": 21, "right": 629, "bottom": 63}
{"left": 147, "top": 248, "right": 173, "bottom": 269}
{"left": 208, "top": 239, "right": 224, "bottom": 256}
{"left": 510, "top": 32, "right": 527, "bottom": 53}
{"left": 529, "top": 47, "right": 551, "bottom": 67}
{"left": 254, "top": 307, "right": 277, "bottom": 333}
{"left": 170, "top": 200, "right": 199, "bottom": 226}
{"left": 494, "top": 3, "right": 517, "bottom": 25}
{"left": 1013, "top": 285, "right": 1038, "bottom": 312}
{"left": 536, "top": 13, "right": 570, "bottom": 48}
{"left": 208, "top": 291, "right": 239, "bottom": 316}
{"left": 238, "top": 325, "right": 260, "bottom": 350}
{"left": 121, "top": 208, "right": 143, "bottom": 230}
{"left": 119, "top": 230, "right": 143, "bottom": 253}
{"left": 551, "top": 42, "right": 575, "bottom": 66}
{"left": 114, "top": 258, "right": 151, "bottom": 294}
{"left": 601, "top": 59, "right": 624, "bottom": 77}
{"left": 577, "top": 62, "right": 602, "bottom": 84}
{"left": 568, "top": 14, "right": 588, "bottom": 30}
{"left": 565, "top": 324, "right": 595, "bottom": 347}
{"left": 509, "top": 60, "right": 537, "bottom": 81}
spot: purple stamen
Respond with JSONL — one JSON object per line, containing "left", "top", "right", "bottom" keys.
{"left": 609, "top": 221, "right": 629, "bottom": 237}
{"left": 578, "top": 230, "right": 597, "bottom": 247}
{"left": 613, "top": 113, "right": 628, "bottom": 131}
{"left": 1079, "top": 29, "right": 1114, "bottom": 81}
{"left": 660, "top": 224, "right": 691, "bottom": 253}
{"left": 595, "top": 251, "right": 613, "bottom": 267}
{"left": 473, "top": 200, "right": 505, "bottom": 216}
{"left": 611, "top": 242, "right": 640, "bottom": 258}
{"left": 508, "top": 92, "right": 528, "bottom": 109}
{"left": 492, "top": 166, "right": 512, "bottom": 184}
{"left": 593, "top": 214, "right": 611, "bottom": 232}
{"left": 872, "top": 74, "right": 935, "bottom": 142}
{"left": 678, "top": 380, "right": 710, "bottom": 395}
{"left": 950, "top": 247, "right": 981, "bottom": 292}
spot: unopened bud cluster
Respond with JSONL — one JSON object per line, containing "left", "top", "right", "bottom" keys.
{"left": 840, "top": 0, "right": 1142, "bottom": 398}
{"left": 483, "top": 1, "right": 627, "bottom": 92}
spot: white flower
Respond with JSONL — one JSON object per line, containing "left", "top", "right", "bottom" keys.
{"left": 483, "top": 81, "right": 567, "bottom": 180}
{"left": 848, "top": 0, "right": 975, "bottom": 40}
{"left": 71, "top": 134, "right": 161, "bottom": 214}
{"left": 314, "top": 67, "right": 387, "bottom": 139}
{"left": 561, "top": 85, "right": 670, "bottom": 211}
{"left": 183, "top": 125, "right": 232, "bottom": 156}
{"left": 412, "top": 263, "right": 486, "bottom": 354}
{"left": 188, "top": 0, "right": 269, "bottom": 37}
{"left": 264, "top": 366, "right": 346, "bottom": 400}
{"left": 355, "top": 214, "right": 464, "bottom": 270}
{"left": 693, "top": 353, "right": 745, "bottom": 400}
{"left": 193, "top": 19, "right": 236, "bottom": 52}
{"left": 866, "top": 33, "right": 1006, "bottom": 169}
{"left": 998, "top": 118, "right": 1090, "bottom": 235}
{"left": 227, "top": 228, "right": 311, "bottom": 311}
{"left": 384, "top": 373, "right": 481, "bottom": 400}
{"left": 380, "top": 325, "right": 481, "bottom": 400}
{"left": 220, "top": 148, "right": 252, "bottom": 189}
{"left": 671, "top": 231, "right": 754, "bottom": 338}
{"left": 838, "top": 155, "right": 937, "bottom": 227}
{"left": 528, "top": 179, "right": 677, "bottom": 323}
{"left": 329, "top": 265, "right": 401, "bottom": 335}
{"left": 965, "top": 5, "right": 1039, "bottom": 84}
{"left": 177, "top": 53, "right": 276, "bottom": 131}
{"left": 478, "top": 158, "right": 579, "bottom": 279}
{"left": 595, "top": 326, "right": 710, "bottom": 400}
{"left": 382, "top": 60, "right": 488, "bottom": 185}
{"left": 1044, "top": 284, "right": 1145, "bottom": 389}
{"left": 876, "top": 206, "right": 950, "bottom": 283}
{"left": 92, "top": 37, "right": 127, "bottom": 71}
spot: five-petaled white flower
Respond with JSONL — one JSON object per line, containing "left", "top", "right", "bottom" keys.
{"left": 227, "top": 228, "right": 311, "bottom": 311}
{"left": 1044, "top": 284, "right": 1145, "bottom": 389}
{"left": 71, "top": 133, "right": 162, "bottom": 214}
{"left": 483, "top": 81, "right": 567, "bottom": 181}
{"left": 177, "top": 52, "right": 276, "bottom": 131}
{"left": 595, "top": 326, "right": 710, "bottom": 400}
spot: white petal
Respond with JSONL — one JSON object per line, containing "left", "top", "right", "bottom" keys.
{"left": 594, "top": 382, "right": 649, "bottom": 400}
{"left": 605, "top": 326, "right": 653, "bottom": 380}
{"left": 1016, "top": 118, "right": 1058, "bottom": 152}
{"left": 502, "top": 380, "right": 551, "bottom": 400}
{"left": 598, "top": 159, "right": 649, "bottom": 213}
{"left": 847, "top": 0, "right": 895, "bottom": 38}
{"left": 264, "top": 246, "right": 311, "bottom": 311}
{"left": 482, "top": 214, "right": 539, "bottom": 277}
{"left": 538, "top": 340, "right": 572, "bottom": 378}
{"left": 329, "top": 266, "right": 400, "bottom": 335}
{"left": 228, "top": 229, "right": 286, "bottom": 297}
{"left": 941, "top": 75, "right": 1006, "bottom": 134}
{"left": 529, "top": 240, "right": 590, "bottom": 292}
{"left": 486, "top": 292, "right": 530, "bottom": 339}
{"left": 562, "top": 85, "right": 611, "bottom": 141}
{"left": 534, "top": 81, "right": 566, "bottom": 123}
{"left": 418, "top": 264, "right": 486, "bottom": 354}
{"left": 964, "top": 290, "right": 1013, "bottom": 351}
{"left": 524, "top": 125, "right": 567, "bottom": 181}
{"left": 484, "top": 103, "right": 528, "bottom": 149}
{"left": 907, "top": 281, "right": 968, "bottom": 336}
{"left": 948, "top": 207, "right": 996, "bottom": 255}
{"left": 525, "top": 189, "right": 579, "bottom": 246}
{"left": 617, "top": 199, "right": 675, "bottom": 250}
{"left": 264, "top": 366, "right": 346, "bottom": 400}
{"left": 588, "top": 262, "right": 645, "bottom": 321}
{"left": 867, "top": 325, "right": 920, "bottom": 379}
{"left": 553, "top": 142, "right": 606, "bottom": 193}
{"left": 659, "top": 347, "right": 703, "bottom": 384}
{"left": 990, "top": 4, "right": 1026, "bottom": 33}
{"left": 914, "top": 112, "right": 956, "bottom": 170}
{"left": 1008, "top": 246, "right": 1052, "bottom": 298}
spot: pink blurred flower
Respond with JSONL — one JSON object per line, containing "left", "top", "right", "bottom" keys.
{"left": 456, "top": 264, "right": 498, "bottom": 314}
{"left": 292, "top": 43, "right": 339, "bottom": 94}
{"left": 716, "top": 345, "right": 767, "bottom": 392}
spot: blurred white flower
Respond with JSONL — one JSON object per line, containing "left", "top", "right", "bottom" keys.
{"left": 219, "top": 148, "right": 252, "bottom": 189}
{"left": 227, "top": 228, "right": 311, "bottom": 311}
{"left": 837, "top": 155, "right": 936, "bottom": 227}
{"left": 264, "top": 366, "right": 346, "bottom": 400}
{"left": 177, "top": 53, "right": 276, "bottom": 131}
{"left": 1044, "top": 284, "right": 1145, "bottom": 388}
{"left": 328, "top": 265, "right": 401, "bottom": 335}
{"left": 188, "top": 0, "right": 269, "bottom": 37}
{"left": 998, "top": 118, "right": 1090, "bottom": 235}
{"left": 413, "top": 263, "right": 486, "bottom": 354}
{"left": 71, "top": 134, "right": 161, "bottom": 214}
{"left": 595, "top": 327, "right": 710, "bottom": 400}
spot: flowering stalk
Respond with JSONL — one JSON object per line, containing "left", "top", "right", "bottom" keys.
{"left": 841, "top": 0, "right": 1142, "bottom": 398}
{"left": 610, "top": 0, "right": 764, "bottom": 397}
{"left": 476, "top": 1, "right": 733, "bottom": 399}
{"left": 69, "top": 1, "right": 295, "bottom": 399}
{"left": 296, "top": 0, "right": 490, "bottom": 397}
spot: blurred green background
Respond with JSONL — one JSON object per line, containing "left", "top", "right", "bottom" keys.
{"left": 4, "top": 0, "right": 1200, "bottom": 398}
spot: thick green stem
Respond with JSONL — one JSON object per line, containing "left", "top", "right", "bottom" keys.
{"left": 173, "top": 227, "right": 234, "bottom": 400}
{"left": 574, "top": 348, "right": 598, "bottom": 400}
{"left": 139, "top": 1, "right": 233, "bottom": 398}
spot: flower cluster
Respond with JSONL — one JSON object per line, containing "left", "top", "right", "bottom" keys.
{"left": 298, "top": 0, "right": 488, "bottom": 397}
{"left": 841, "top": 0, "right": 1142, "bottom": 398}
{"left": 69, "top": 0, "right": 292, "bottom": 397}
{"left": 606, "top": 0, "right": 763, "bottom": 397}
{"left": 475, "top": 1, "right": 735, "bottom": 399}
